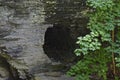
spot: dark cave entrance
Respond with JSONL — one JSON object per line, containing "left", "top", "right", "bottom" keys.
{"left": 43, "top": 25, "right": 76, "bottom": 63}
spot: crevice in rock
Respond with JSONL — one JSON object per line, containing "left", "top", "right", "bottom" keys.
{"left": 43, "top": 24, "right": 76, "bottom": 63}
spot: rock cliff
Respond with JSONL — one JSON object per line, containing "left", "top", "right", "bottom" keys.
{"left": 0, "top": 0, "right": 51, "bottom": 76}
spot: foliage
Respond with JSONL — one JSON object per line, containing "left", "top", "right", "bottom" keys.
{"left": 115, "top": 28, "right": 120, "bottom": 67}
{"left": 75, "top": 31, "right": 101, "bottom": 56}
{"left": 67, "top": 49, "right": 111, "bottom": 80}
{"left": 67, "top": 0, "right": 120, "bottom": 80}
{"left": 75, "top": 0, "right": 116, "bottom": 56}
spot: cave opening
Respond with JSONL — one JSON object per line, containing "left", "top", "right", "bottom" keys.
{"left": 43, "top": 25, "right": 76, "bottom": 63}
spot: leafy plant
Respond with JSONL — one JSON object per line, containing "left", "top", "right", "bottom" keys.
{"left": 67, "top": 49, "right": 111, "bottom": 80}
{"left": 68, "top": 0, "right": 120, "bottom": 80}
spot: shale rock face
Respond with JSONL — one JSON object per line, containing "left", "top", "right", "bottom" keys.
{"left": 0, "top": 0, "right": 51, "bottom": 74}
{"left": 0, "top": 66, "right": 10, "bottom": 80}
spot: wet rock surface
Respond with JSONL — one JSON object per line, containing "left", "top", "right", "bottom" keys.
{"left": 0, "top": 66, "right": 10, "bottom": 80}
{"left": 0, "top": 0, "right": 75, "bottom": 80}
{"left": 35, "top": 72, "right": 75, "bottom": 80}
{"left": 0, "top": 0, "right": 51, "bottom": 79}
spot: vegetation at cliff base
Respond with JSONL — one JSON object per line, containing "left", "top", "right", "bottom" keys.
{"left": 67, "top": 0, "right": 120, "bottom": 80}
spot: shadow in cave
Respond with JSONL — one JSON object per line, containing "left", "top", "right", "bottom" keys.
{"left": 43, "top": 25, "right": 76, "bottom": 63}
